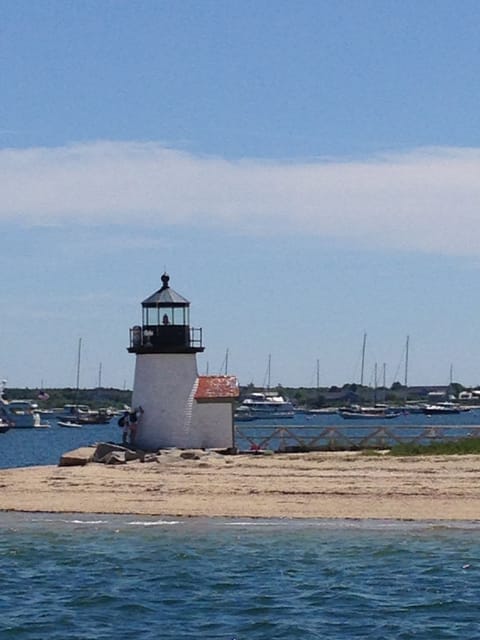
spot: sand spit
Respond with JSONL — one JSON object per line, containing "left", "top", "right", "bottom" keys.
{"left": 0, "top": 450, "right": 480, "bottom": 520}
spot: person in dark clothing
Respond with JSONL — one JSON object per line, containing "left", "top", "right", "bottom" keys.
{"left": 128, "top": 406, "right": 144, "bottom": 446}
{"left": 119, "top": 411, "right": 130, "bottom": 445}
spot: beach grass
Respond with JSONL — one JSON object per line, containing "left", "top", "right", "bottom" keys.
{"left": 389, "top": 437, "right": 480, "bottom": 456}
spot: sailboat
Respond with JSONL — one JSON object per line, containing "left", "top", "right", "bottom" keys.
{"left": 340, "top": 338, "right": 402, "bottom": 420}
{"left": 58, "top": 339, "right": 85, "bottom": 427}
{"left": 56, "top": 340, "right": 111, "bottom": 427}
{"left": 339, "top": 405, "right": 401, "bottom": 420}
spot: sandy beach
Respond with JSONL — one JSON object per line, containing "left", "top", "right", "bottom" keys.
{"left": 0, "top": 450, "right": 480, "bottom": 520}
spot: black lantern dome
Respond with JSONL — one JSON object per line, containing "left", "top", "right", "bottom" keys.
{"left": 128, "top": 274, "right": 204, "bottom": 354}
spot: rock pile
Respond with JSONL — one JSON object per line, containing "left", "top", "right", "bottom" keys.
{"left": 58, "top": 442, "right": 230, "bottom": 467}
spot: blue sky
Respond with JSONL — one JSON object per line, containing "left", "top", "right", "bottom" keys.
{"left": 2, "top": 0, "right": 480, "bottom": 390}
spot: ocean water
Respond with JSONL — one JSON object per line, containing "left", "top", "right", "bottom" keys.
{"left": 2, "top": 417, "right": 480, "bottom": 637}
{"left": 0, "top": 420, "right": 121, "bottom": 469}
{"left": 1, "top": 514, "right": 480, "bottom": 639}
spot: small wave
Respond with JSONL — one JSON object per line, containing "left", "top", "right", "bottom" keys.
{"left": 30, "top": 516, "right": 110, "bottom": 525}
{"left": 69, "top": 519, "right": 111, "bottom": 525}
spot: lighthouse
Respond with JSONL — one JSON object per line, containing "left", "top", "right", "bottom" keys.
{"left": 128, "top": 273, "right": 239, "bottom": 450}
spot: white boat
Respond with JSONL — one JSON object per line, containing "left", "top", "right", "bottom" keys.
{"left": 422, "top": 402, "right": 461, "bottom": 415}
{"left": 238, "top": 392, "right": 295, "bottom": 420}
{"left": 0, "top": 398, "right": 50, "bottom": 428}
{"left": 399, "top": 403, "right": 426, "bottom": 414}
{"left": 234, "top": 405, "right": 256, "bottom": 421}
{"left": 0, "top": 417, "right": 10, "bottom": 433}
{"left": 57, "top": 420, "right": 83, "bottom": 428}
{"left": 0, "top": 382, "right": 50, "bottom": 428}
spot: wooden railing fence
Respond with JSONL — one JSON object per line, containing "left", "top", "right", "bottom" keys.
{"left": 234, "top": 423, "right": 480, "bottom": 452}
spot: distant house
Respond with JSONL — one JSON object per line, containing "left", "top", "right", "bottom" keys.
{"left": 427, "top": 390, "right": 449, "bottom": 402}
{"left": 407, "top": 386, "right": 449, "bottom": 401}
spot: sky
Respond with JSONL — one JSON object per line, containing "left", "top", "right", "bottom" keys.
{"left": 2, "top": 0, "right": 480, "bottom": 390}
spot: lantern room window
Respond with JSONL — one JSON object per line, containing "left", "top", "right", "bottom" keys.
{"left": 143, "top": 306, "right": 189, "bottom": 327}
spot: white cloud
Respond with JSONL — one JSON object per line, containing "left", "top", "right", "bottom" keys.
{"left": 1, "top": 141, "right": 480, "bottom": 255}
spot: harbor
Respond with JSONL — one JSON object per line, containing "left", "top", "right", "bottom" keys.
{"left": 1, "top": 409, "right": 480, "bottom": 469}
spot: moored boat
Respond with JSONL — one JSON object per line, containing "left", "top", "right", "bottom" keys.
{"left": 234, "top": 405, "right": 256, "bottom": 421}
{"left": 57, "top": 420, "right": 83, "bottom": 428}
{"left": 339, "top": 405, "right": 401, "bottom": 420}
{"left": 53, "top": 404, "right": 112, "bottom": 424}
{"left": 0, "top": 382, "right": 50, "bottom": 428}
{"left": 422, "top": 402, "right": 461, "bottom": 415}
{"left": 0, "top": 399, "right": 52, "bottom": 428}
{"left": 238, "top": 392, "right": 295, "bottom": 420}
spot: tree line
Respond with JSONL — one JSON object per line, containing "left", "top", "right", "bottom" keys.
{"left": 3, "top": 387, "right": 132, "bottom": 410}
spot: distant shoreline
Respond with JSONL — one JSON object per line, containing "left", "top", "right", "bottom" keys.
{"left": 1, "top": 451, "right": 480, "bottom": 520}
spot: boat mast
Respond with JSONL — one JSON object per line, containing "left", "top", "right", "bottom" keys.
{"left": 266, "top": 354, "right": 271, "bottom": 390}
{"left": 382, "top": 362, "right": 387, "bottom": 403}
{"left": 360, "top": 332, "right": 367, "bottom": 387}
{"left": 75, "top": 338, "right": 82, "bottom": 410}
{"left": 404, "top": 335, "right": 409, "bottom": 387}
{"left": 316, "top": 359, "right": 320, "bottom": 389}
{"left": 219, "top": 349, "right": 229, "bottom": 375}
{"left": 404, "top": 335, "right": 409, "bottom": 403}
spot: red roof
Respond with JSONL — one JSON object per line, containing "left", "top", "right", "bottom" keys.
{"left": 195, "top": 376, "right": 239, "bottom": 400}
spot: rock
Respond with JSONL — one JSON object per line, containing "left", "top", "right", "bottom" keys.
{"left": 93, "top": 442, "right": 141, "bottom": 463}
{"left": 58, "top": 446, "right": 96, "bottom": 467}
{"left": 103, "top": 451, "right": 127, "bottom": 465}
{"left": 93, "top": 442, "right": 126, "bottom": 461}
{"left": 141, "top": 453, "right": 159, "bottom": 463}
{"left": 125, "top": 449, "right": 142, "bottom": 462}
{"left": 217, "top": 447, "right": 239, "bottom": 455}
{"left": 156, "top": 448, "right": 218, "bottom": 462}
{"left": 180, "top": 450, "right": 200, "bottom": 460}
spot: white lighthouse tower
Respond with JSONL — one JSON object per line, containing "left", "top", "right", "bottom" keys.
{"left": 128, "top": 273, "right": 238, "bottom": 450}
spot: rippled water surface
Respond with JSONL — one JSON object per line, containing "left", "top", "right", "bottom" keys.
{"left": 1, "top": 515, "right": 480, "bottom": 639}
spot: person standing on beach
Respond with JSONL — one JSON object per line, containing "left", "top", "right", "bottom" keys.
{"left": 128, "top": 406, "right": 143, "bottom": 447}
{"left": 120, "top": 411, "right": 130, "bottom": 446}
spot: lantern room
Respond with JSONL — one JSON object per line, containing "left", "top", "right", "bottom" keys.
{"left": 128, "top": 273, "right": 204, "bottom": 354}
